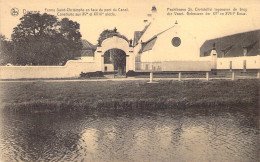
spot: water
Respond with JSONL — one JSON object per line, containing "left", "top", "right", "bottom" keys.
{"left": 0, "top": 108, "right": 259, "bottom": 162}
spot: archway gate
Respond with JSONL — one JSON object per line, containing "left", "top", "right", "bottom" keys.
{"left": 94, "top": 36, "right": 135, "bottom": 72}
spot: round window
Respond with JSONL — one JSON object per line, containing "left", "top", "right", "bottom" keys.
{"left": 171, "top": 37, "right": 181, "bottom": 47}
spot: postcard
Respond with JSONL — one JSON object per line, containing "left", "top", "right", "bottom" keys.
{"left": 0, "top": 0, "right": 259, "bottom": 161}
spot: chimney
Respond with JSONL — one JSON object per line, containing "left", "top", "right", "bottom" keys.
{"left": 146, "top": 13, "right": 152, "bottom": 23}
{"left": 151, "top": 6, "right": 157, "bottom": 20}
{"left": 221, "top": 51, "right": 225, "bottom": 58}
{"left": 211, "top": 43, "right": 217, "bottom": 69}
{"left": 243, "top": 47, "right": 247, "bottom": 56}
{"left": 151, "top": 6, "right": 157, "bottom": 13}
{"left": 144, "top": 19, "right": 148, "bottom": 25}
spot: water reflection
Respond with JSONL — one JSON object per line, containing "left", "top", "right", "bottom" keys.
{"left": 0, "top": 108, "right": 259, "bottom": 161}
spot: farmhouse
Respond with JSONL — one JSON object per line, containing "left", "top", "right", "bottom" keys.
{"left": 0, "top": 6, "right": 259, "bottom": 79}
{"left": 200, "top": 30, "right": 260, "bottom": 71}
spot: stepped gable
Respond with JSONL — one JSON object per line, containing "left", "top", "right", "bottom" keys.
{"left": 200, "top": 30, "right": 260, "bottom": 57}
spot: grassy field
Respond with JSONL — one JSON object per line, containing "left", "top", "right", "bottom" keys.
{"left": 0, "top": 79, "right": 259, "bottom": 113}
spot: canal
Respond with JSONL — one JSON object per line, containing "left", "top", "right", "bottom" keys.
{"left": 0, "top": 107, "right": 259, "bottom": 161}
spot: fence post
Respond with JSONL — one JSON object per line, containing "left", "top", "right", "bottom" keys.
{"left": 178, "top": 72, "right": 182, "bottom": 81}
{"left": 206, "top": 72, "right": 209, "bottom": 81}
{"left": 232, "top": 71, "right": 235, "bottom": 81}
{"left": 149, "top": 72, "right": 153, "bottom": 83}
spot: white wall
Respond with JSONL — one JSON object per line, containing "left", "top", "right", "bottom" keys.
{"left": 217, "top": 55, "right": 260, "bottom": 69}
{"left": 139, "top": 25, "right": 200, "bottom": 62}
{"left": 80, "top": 56, "right": 95, "bottom": 62}
{"left": 162, "top": 61, "right": 211, "bottom": 71}
{"left": 1, "top": 53, "right": 259, "bottom": 80}
{"left": 0, "top": 60, "right": 98, "bottom": 79}
{"left": 135, "top": 60, "right": 211, "bottom": 72}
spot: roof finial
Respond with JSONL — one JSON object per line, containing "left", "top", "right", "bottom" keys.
{"left": 129, "top": 39, "right": 133, "bottom": 47}
{"left": 114, "top": 27, "right": 117, "bottom": 33}
{"left": 151, "top": 6, "right": 157, "bottom": 13}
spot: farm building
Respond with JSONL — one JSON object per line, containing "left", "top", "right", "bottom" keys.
{"left": 0, "top": 6, "right": 259, "bottom": 79}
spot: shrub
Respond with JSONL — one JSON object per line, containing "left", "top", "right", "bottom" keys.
{"left": 80, "top": 71, "right": 104, "bottom": 78}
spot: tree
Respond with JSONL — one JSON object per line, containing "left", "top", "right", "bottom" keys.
{"left": 58, "top": 18, "right": 82, "bottom": 63}
{"left": 0, "top": 34, "right": 13, "bottom": 65}
{"left": 98, "top": 28, "right": 128, "bottom": 75}
{"left": 10, "top": 13, "right": 82, "bottom": 65}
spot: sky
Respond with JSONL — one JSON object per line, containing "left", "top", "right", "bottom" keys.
{"left": 0, "top": 0, "right": 260, "bottom": 47}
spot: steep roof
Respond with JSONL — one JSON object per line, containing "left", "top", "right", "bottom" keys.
{"left": 200, "top": 30, "right": 260, "bottom": 57}
{"left": 81, "top": 39, "right": 97, "bottom": 50}
{"left": 81, "top": 39, "right": 97, "bottom": 57}
{"left": 138, "top": 25, "right": 176, "bottom": 53}
{"left": 133, "top": 23, "right": 151, "bottom": 46}
{"left": 138, "top": 37, "right": 157, "bottom": 53}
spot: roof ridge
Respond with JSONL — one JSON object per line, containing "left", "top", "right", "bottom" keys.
{"left": 156, "top": 25, "right": 175, "bottom": 37}
{"left": 143, "top": 35, "right": 157, "bottom": 44}
{"left": 81, "top": 39, "right": 97, "bottom": 49}
{"left": 143, "top": 22, "right": 151, "bottom": 33}
{"left": 138, "top": 23, "right": 152, "bottom": 41}
{"left": 82, "top": 39, "right": 94, "bottom": 46}
{"left": 142, "top": 24, "right": 176, "bottom": 44}
{"left": 205, "top": 29, "right": 260, "bottom": 42}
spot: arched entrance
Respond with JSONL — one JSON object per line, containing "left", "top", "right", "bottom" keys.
{"left": 94, "top": 36, "right": 134, "bottom": 73}
{"left": 104, "top": 48, "right": 126, "bottom": 75}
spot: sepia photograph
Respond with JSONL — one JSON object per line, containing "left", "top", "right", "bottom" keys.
{"left": 0, "top": 0, "right": 259, "bottom": 161}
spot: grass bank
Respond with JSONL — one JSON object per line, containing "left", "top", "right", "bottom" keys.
{"left": 0, "top": 79, "right": 259, "bottom": 113}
